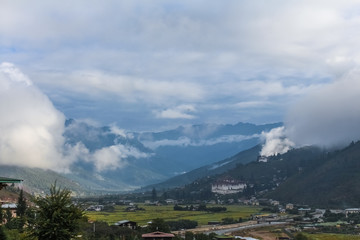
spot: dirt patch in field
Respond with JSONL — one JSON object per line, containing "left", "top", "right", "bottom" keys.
{"left": 233, "top": 227, "right": 291, "bottom": 240}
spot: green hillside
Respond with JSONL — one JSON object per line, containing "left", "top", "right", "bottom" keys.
{"left": 204, "top": 140, "right": 360, "bottom": 207}
{"left": 268, "top": 141, "right": 360, "bottom": 207}
{"left": 142, "top": 144, "right": 262, "bottom": 191}
{"left": 0, "top": 166, "right": 89, "bottom": 195}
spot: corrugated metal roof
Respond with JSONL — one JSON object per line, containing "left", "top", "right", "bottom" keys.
{"left": 1, "top": 203, "right": 17, "bottom": 209}
{"left": 115, "top": 220, "right": 137, "bottom": 225}
{"left": 0, "top": 177, "right": 22, "bottom": 183}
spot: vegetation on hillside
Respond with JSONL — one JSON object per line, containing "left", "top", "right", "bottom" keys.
{"left": 268, "top": 141, "right": 360, "bottom": 207}
{"left": 153, "top": 141, "right": 360, "bottom": 208}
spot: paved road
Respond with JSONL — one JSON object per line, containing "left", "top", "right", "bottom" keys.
{"left": 173, "top": 221, "right": 287, "bottom": 236}
{"left": 211, "top": 221, "right": 287, "bottom": 235}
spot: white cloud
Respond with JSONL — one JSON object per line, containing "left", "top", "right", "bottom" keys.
{"left": 181, "top": 123, "right": 219, "bottom": 139}
{"left": 3, "top": 1, "right": 360, "bottom": 129}
{"left": 0, "top": 63, "right": 150, "bottom": 173}
{"left": 34, "top": 70, "right": 204, "bottom": 104}
{"left": 260, "top": 127, "right": 294, "bottom": 157}
{"left": 286, "top": 68, "right": 360, "bottom": 147}
{"left": 155, "top": 105, "right": 197, "bottom": 119}
{"left": 0, "top": 63, "right": 69, "bottom": 171}
{"left": 142, "top": 134, "right": 259, "bottom": 150}
{"left": 109, "top": 125, "right": 127, "bottom": 138}
{"left": 235, "top": 101, "right": 269, "bottom": 109}
{"left": 90, "top": 145, "right": 149, "bottom": 172}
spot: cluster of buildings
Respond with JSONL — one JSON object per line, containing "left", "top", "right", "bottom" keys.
{"left": 86, "top": 204, "right": 104, "bottom": 211}
{"left": 0, "top": 177, "right": 23, "bottom": 223}
{"left": 211, "top": 178, "right": 246, "bottom": 195}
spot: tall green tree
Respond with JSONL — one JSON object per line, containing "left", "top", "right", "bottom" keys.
{"left": 152, "top": 188, "right": 157, "bottom": 201}
{"left": 28, "top": 183, "right": 83, "bottom": 240}
{"left": 16, "top": 189, "right": 26, "bottom": 218}
{"left": 5, "top": 208, "right": 12, "bottom": 225}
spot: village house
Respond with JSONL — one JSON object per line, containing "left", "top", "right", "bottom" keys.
{"left": 165, "top": 199, "right": 176, "bottom": 204}
{"left": 211, "top": 177, "right": 246, "bottom": 195}
{"left": 86, "top": 205, "right": 104, "bottom": 211}
{"left": 286, "top": 203, "right": 294, "bottom": 210}
{"left": 1, "top": 203, "right": 17, "bottom": 218}
{"left": 114, "top": 220, "right": 137, "bottom": 229}
{"left": 298, "top": 208, "right": 312, "bottom": 215}
{"left": 330, "top": 209, "right": 344, "bottom": 214}
{"left": 345, "top": 208, "right": 360, "bottom": 217}
{"left": 0, "top": 176, "right": 22, "bottom": 223}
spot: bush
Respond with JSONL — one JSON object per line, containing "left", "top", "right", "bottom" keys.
{"left": 294, "top": 232, "right": 309, "bottom": 240}
{"left": 167, "top": 219, "right": 198, "bottom": 231}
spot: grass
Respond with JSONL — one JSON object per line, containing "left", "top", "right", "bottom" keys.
{"left": 304, "top": 233, "right": 360, "bottom": 240}
{"left": 86, "top": 204, "right": 261, "bottom": 225}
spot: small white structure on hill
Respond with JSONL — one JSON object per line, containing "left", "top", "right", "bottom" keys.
{"left": 211, "top": 177, "right": 246, "bottom": 195}
{"left": 286, "top": 203, "right": 294, "bottom": 210}
{"left": 257, "top": 156, "right": 268, "bottom": 162}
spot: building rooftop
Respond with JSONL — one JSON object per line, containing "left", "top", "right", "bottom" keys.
{"left": 1, "top": 203, "right": 17, "bottom": 209}
{"left": 0, "top": 177, "right": 22, "bottom": 183}
{"left": 115, "top": 220, "right": 137, "bottom": 225}
{"left": 0, "top": 177, "right": 23, "bottom": 190}
{"left": 142, "top": 231, "right": 175, "bottom": 238}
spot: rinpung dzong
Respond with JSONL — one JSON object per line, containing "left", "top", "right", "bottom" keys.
{"left": 211, "top": 177, "right": 246, "bottom": 195}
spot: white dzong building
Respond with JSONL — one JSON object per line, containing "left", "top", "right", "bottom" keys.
{"left": 211, "top": 177, "right": 246, "bottom": 194}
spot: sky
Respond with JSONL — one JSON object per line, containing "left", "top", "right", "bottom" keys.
{"left": 1, "top": 1, "right": 360, "bottom": 134}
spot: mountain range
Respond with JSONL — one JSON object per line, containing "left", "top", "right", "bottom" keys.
{"left": 2, "top": 118, "right": 360, "bottom": 208}
{"left": 0, "top": 121, "right": 282, "bottom": 194}
{"left": 141, "top": 144, "right": 262, "bottom": 191}
{"left": 159, "top": 139, "right": 360, "bottom": 208}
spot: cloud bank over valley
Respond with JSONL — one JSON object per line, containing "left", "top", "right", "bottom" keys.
{"left": 0, "top": 63, "right": 151, "bottom": 172}
{"left": 286, "top": 70, "right": 360, "bottom": 148}
{"left": 0, "top": 62, "right": 68, "bottom": 170}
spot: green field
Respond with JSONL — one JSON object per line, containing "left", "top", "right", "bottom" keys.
{"left": 304, "top": 233, "right": 360, "bottom": 240}
{"left": 86, "top": 204, "right": 261, "bottom": 225}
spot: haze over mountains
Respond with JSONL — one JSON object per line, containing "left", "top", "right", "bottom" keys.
{"left": 148, "top": 139, "right": 360, "bottom": 208}
{"left": 0, "top": 120, "right": 281, "bottom": 194}
{"left": 2, "top": 62, "right": 360, "bottom": 205}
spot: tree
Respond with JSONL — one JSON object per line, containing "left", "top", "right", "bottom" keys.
{"left": 0, "top": 226, "right": 7, "bottom": 240}
{"left": 28, "top": 183, "right": 83, "bottom": 240}
{"left": 148, "top": 218, "right": 170, "bottom": 233}
{"left": 152, "top": 188, "right": 157, "bottom": 201}
{"left": 16, "top": 189, "right": 26, "bottom": 218}
{"left": 5, "top": 208, "right": 12, "bottom": 225}
{"left": 185, "top": 231, "right": 194, "bottom": 240}
{"left": 194, "top": 233, "right": 209, "bottom": 240}
{"left": 0, "top": 209, "right": 3, "bottom": 224}
{"left": 167, "top": 219, "right": 198, "bottom": 231}
{"left": 294, "top": 233, "right": 309, "bottom": 240}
